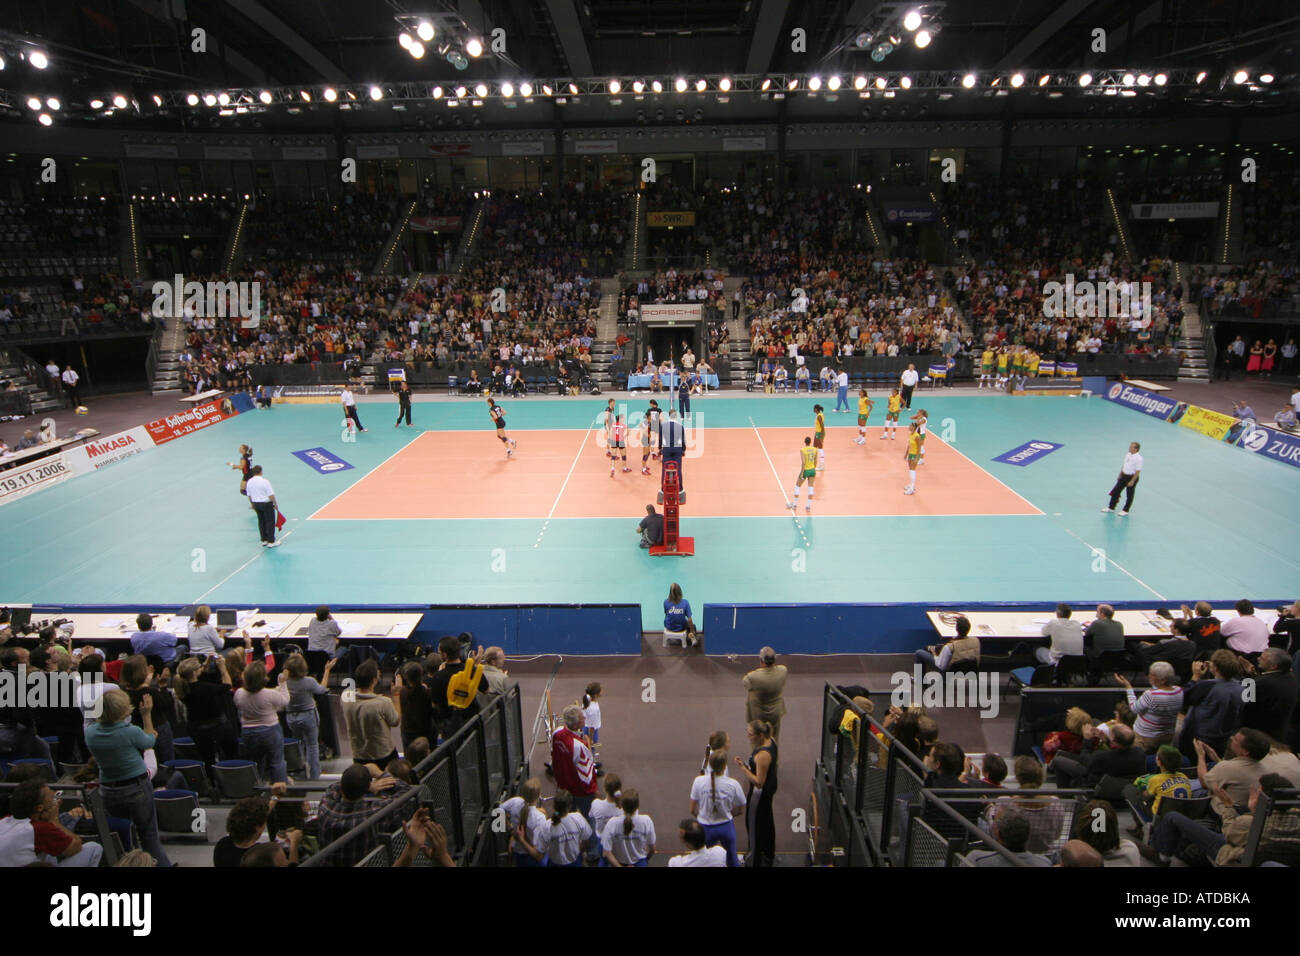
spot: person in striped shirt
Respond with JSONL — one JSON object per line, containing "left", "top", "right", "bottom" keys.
{"left": 1114, "top": 662, "right": 1183, "bottom": 751}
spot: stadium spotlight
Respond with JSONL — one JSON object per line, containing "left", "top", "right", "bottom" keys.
{"left": 760, "top": 78, "right": 772, "bottom": 91}
{"left": 961, "top": 73, "right": 976, "bottom": 88}
{"left": 899, "top": 75, "right": 912, "bottom": 89}
{"left": 217, "top": 92, "right": 230, "bottom": 105}
{"left": 695, "top": 78, "right": 707, "bottom": 92}
{"left": 409, "top": 41, "right": 425, "bottom": 59}
{"left": 501, "top": 82, "right": 514, "bottom": 97}
{"left": 903, "top": 8, "right": 923, "bottom": 31}
{"left": 416, "top": 20, "right": 435, "bottom": 42}
{"left": 1232, "top": 69, "right": 1248, "bottom": 84}
{"left": 1260, "top": 72, "right": 1274, "bottom": 84}
{"left": 1153, "top": 73, "right": 1167, "bottom": 86}
{"left": 808, "top": 76, "right": 822, "bottom": 91}
{"left": 474, "top": 83, "right": 487, "bottom": 98}
{"left": 371, "top": 85, "right": 385, "bottom": 101}
{"left": 875, "top": 76, "right": 888, "bottom": 89}
{"left": 1137, "top": 73, "right": 1151, "bottom": 86}
{"left": 0, "top": 55, "right": 5, "bottom": 70}
{"left": 827, "top": 75, "right": 841, "bottom": 90}
{"left": 259, "top": 89, "right": 273, "bottom": 103}
{"left": 914, "top": 29, "right": 932, "bottom": 48}
{"left": 25, "top": 96, "right": 40, "bottom": 111}
{"left": 455, "top": 86, "right": 468, "bottom": 99}
{"left": 323, "top": 87, "right": 338, "bottom": 102}
{"left": 38, "top": 112, "right": 52, "bottom": 125}
{"left": 47, "top": 97, "right": 61, "bottom": 110}
{"left": 29, "top": 50, "right": 49, "bottom": 69}
{"left": 633, "top": 79, "right": 645, "bottom": 93}
{"left": 203, "top": 93, "right": 218, "bottom": 106}
{"left": 150, "top": 94, "right": 161, "bottom": 107}
{"left": 788, "top": 77, "right": 800, "bottom": 90}
{"left": 1010, "top": 72, "right": 1024, "bottom": 88}
{"left": 854, "top": 75, "right": 867, "bottom": 90}
{"left": 719, "top": 77, "right": 731, "bottom": 91}
{"left": 568, "top": 82, "right": 579, "bottom": 95}
{"left": 1122, "top": 73, "right": 1135, "bottom": 86}
{"left": 871, "top": 40, "right": 893, "bottom": 61}
{"left": 1078, "top": 72, "right": 1092, "bottom": 87}
{"left": 300, "top": 90, "right": 312, "bottom": 101}
{"left": 652, "top": 80, "right": 663, "bottom": 93}
{"left": 1038, "top": 74, "right": 1051, "bottom": 86}
{"left": 184, "top": 93, "right": 198, "bottom": 106}
{"left": 465, "top": 37, "right": 484, "bottom": 58}
{"left": 519, "top": 82, "right": 533, "bottom": 97}
{"left": 675, "top": 77, "right": 687, "bottom": 92}
{"left": 1195, "top": 71, "right": 1208, "bottom": 83}
{"left": 608, "top": 79, "right": 621, "bottom": 94}
{"left": 432, "top": 85, "right": 444, "bottom": 99}
{"left": 541, "top": 84, "right": 553, "bottom": 96}
{"left": 90, "top": 97, "right": 105, "bottom": 109}
{"left": 398, "top": 32, "right": 413, "bottom": 50}
{"left": 446, "top": 49, "right": 467, "bottom": 69}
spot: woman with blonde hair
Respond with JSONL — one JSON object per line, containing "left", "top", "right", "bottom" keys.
{"left": 735, "top": 719, "right": 778, "bottom": 867}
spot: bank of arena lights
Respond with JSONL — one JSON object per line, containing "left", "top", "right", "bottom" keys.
{"left": 395, "top": 13, "right": 484, "bottom": 70}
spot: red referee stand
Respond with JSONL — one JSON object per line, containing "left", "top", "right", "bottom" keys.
{"left": 649, "top": 461, "right": 694, "bottom": 557}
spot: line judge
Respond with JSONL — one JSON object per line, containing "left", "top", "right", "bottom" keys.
{"left": 1101, "top": 441, "right": 1143, "bottom": 516}
{"left": 246, "top": 465, "right": 282, "bottom": 547}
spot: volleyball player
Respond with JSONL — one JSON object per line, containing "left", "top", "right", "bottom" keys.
{"left": 882, "top": 387, "right": 902, "bottom": 440}
{"left": 487, "top": 398, "right": 517, "bottom": 457}
{"left": 979, "top": 345, "right": 995, "bottom": 388}
{"left": 903, "top": 423, "right": 922, "bottom": 495}
{"left": 647, "top": 399, "right": 662, "bottom": 460}
{"left": 789, "top": 437, "right": 818, "bottom": 513}
{"left": 639, "top": 411, "right": 654, "bottom": 476}
{"left": 995, "top": 348, "right": 1010, "bottom": 390}
{"left": 610, "top": 415, "right": 630, "bottom": 476}
{"left": 602, "top": 398, "right": 617, "bottom": 459}
{"left": 911, "top": 408, "right": 929, "bottom": 466}
{"left": 855, "top": 390, "right": 875, "bottom": 445}
{"left": 813, "top": 404, "right": 827, "bottom": 472}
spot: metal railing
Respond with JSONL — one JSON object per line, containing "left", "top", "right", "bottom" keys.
{"left": 301, "top": 685, "right": 524, "bottom": 867}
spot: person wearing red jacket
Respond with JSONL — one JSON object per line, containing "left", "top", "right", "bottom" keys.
{"left": 551, "top": 705, "right": 597, "bottom": 817}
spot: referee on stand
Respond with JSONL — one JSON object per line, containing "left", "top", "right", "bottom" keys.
{"left": 1101, "top": 441, "right": 1143, "bottom": 516}
{"left": 246, "top": 466, "right": 282, "bottom": 547}
{"left": 658, "top": 408, "right": 686, "bottom": 505}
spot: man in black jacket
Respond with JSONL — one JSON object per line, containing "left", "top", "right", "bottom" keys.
{"left": 1050, "top": 723, "right": 1147, "bottom": 797}
{"left": 394, "top": 381, "right": 413, "bottom": 427}
{"left": 1241, "top": 649, "right": 1299, "bottom": 746}
{"left": 426, "top": 636, "right": 489, "bottom": 742}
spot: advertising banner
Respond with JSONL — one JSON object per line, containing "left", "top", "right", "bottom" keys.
{"left": 63, "top": 426, "right": 155, "bottom": 475}
{"left": 992, "top": 440, "right": 1064, "bottom": 467}
{"left": 408, "top": 215, "right": 462, "bottom": 232}
{"left": 1237, "top": 423, "right": 1300, "bottom": 470}
{"left": 1130, "top": 202, "right": 1219, "bottom": 220}
{"left": 1174, "top": 403, "right": 1237, "bottom": 441}
{"left": 640, "top": 303, "right": 703, "bottom": 324}
{"left": 1103, "top": 382, "right": 1178, "bottom": 420}
{"left": 723, "top": 136, "right": 767, "bottom": 151}
{"left": 574, "top": 139, "right": 619, "bottom": 154}
{"left": 647, "top": 211, "right": 696, "bottom": 227}
{"left": 145, "top": 398, "right": 237, "bottom": 445}
{"left": 0, "top": 455, "right": 75, "bottom": 505}
{"left": 882, "top": 203, "right": 939, "bottom": 224}
{"left": 501, "top": 141, "right": 544, "bottom": 156}
{"left": 291, "top": 447, "right": 354, "bottom": 474}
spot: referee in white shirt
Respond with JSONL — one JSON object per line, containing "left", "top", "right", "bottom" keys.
{"left": 1101, "top": 441, "right": 1143, "bottom": 516}
{"left": 62, "top": 365, "right": 81, "bottom": 406}
{"left": 341, "top": 386, "right": 366, "bottom": 432}
{"left": 899, "top": 364, "right": 919, "bottom": 409}
{"left": 245, "top": 465, "right": 281, "bottom": 547}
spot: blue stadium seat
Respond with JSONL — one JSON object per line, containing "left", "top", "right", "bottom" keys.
{"left": 212, "top": 760, "right": 259, "bottom": 800}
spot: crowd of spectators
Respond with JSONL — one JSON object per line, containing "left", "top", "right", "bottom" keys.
{"left": 238, "top": 194, "right": 400, "bottom": 269}
{"left": 476, "top": 188, "right": 628, "bottom": 276}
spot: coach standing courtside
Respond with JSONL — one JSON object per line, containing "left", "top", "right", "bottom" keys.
{"left": 1101, "top": 442, "right": 1143, "bottom": 516}
{"left": 245, "top": 466, "right": 281, "bottom": 548}
{"left": 394, "top": 381, "right": 413, "bottom": 428}
{"left": 743, "top": 648, "right": 788, "bottom": 741}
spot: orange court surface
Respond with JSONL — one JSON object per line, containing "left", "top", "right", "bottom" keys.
{"left": 310, "top": 426, "right": 1043, "bottom": 520}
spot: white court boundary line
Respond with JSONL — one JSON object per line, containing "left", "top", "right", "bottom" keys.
{"left": 749, "top": 416, "right": 812, "bottom": 546}
{"left": 191, "top": 524, "right": 301, "bottom": 604}
{"left": 534, "top": 428, "right": 592, "bottom": 548}
{"left": 306, "top": 430, "right": 428, "bottom": 520}
{"left": 1053, "top": 521, "right": 1166, "bottom": 600}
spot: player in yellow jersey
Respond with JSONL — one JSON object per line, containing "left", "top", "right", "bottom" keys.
{"left": 855, "top": 389, "right": 876, "bottom": 445}
{"left": 903, "top": 424, "right": 922, "bottom": 495}
{"left": 979, "top": 347, "right": 995, "bottom": 389}
{"left": 812, "top": 404, "right": 827, "bottom": 472}
{"left": 995, "top": 348, "right": 1010, "bottom": 390}
{"left": 1027, "top": 350, "right": 1041, "bottom": 378}
{"left": 882, "top": 387, "right": 902, "bottom": 439}
{"left": 789, "top": 436, "right": 818, "bottom": 513}
{"left": 911, "top": 408, "right": 928, "bottom": 465}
